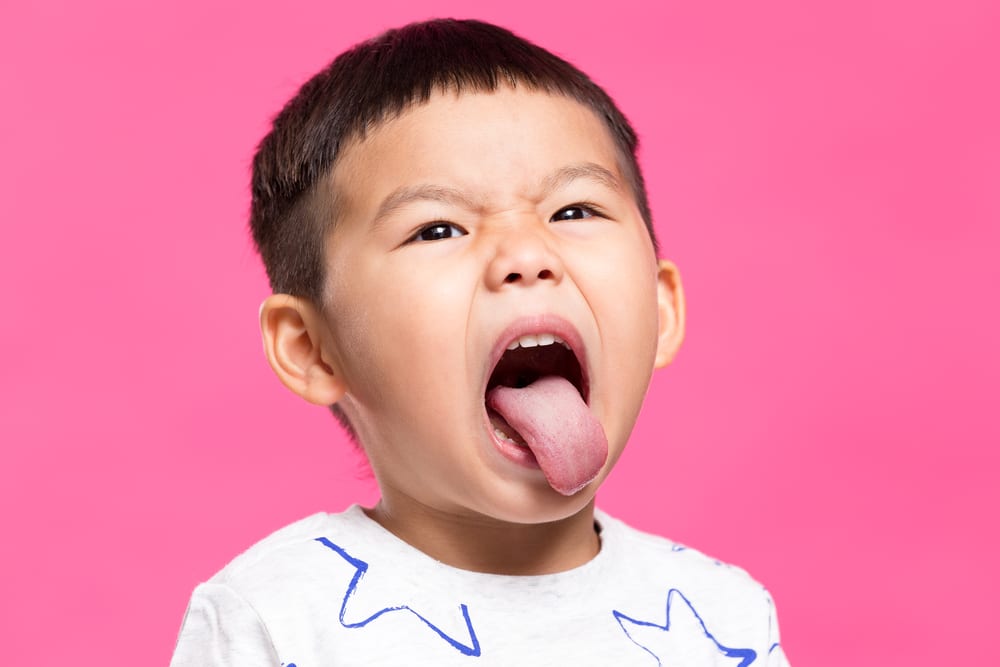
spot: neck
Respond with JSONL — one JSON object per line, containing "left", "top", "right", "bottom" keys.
{"left": 365, "top": 498, "right": 600, "bottom": 576}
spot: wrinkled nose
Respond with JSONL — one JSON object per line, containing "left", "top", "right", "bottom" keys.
{"left": 485, "top": 226, "right": 564, "bottom": 291}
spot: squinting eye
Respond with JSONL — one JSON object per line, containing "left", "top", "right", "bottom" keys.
{"left": 412, "top": 223, "right": 466, "bottom": 242}
{"left": 551, "top": 205, "right": 595, "bottom": 222}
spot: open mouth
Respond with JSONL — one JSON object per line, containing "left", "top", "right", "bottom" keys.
{"left": 481, "top": 325, "right": 608, "bottom": 496}
{"left": 485, "top": 334, "right": 587, "bottom": 446}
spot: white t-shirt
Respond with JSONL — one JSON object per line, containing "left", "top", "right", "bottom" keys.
{"left": 170, "top": 506, "right": 789, "bottom": 666}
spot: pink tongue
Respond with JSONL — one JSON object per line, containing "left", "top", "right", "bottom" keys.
{"left": 486, "top": 376, "right": 608, "bottom": 496}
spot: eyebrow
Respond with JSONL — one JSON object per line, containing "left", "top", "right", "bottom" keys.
{"left": 372, "top": 185, "right": 480, "bottom": 230}
{"left": 538, "top": 162, "right": 624, "bottom": 199}
{"left": 370, "top": 162, "right": 624, "bottom": 228}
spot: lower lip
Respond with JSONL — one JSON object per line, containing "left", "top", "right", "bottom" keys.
{"left": 485, "top": 409, "right": 539, "bottom": 469}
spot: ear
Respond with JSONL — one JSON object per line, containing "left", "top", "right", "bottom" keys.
{"left": 654, "top": 259, "right": 686, "bottom": 368}
{"left": 259, "top": 294, "right": 347, "bottom": 406}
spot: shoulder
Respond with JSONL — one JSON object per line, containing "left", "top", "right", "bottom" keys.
{"left": 595, "top": 510, "right": 787, "bottom": 663}
{"left": 596, "top": 509, "right": 770, "bottom": 599}
{"left": 172, "top": 509, "right": 371, "bottom": 666}
{"left": 206, "top": 505, "right": 369, "bottom": 590}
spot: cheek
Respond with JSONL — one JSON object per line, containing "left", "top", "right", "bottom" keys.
{"left": 329, "top": 263, "right": 475, "bottom": 410}
{"left": 587, "top": 242, "right": 660, "bottom": 351}
{"left": 580, "top": 242, "right": 661, "bottom": 439}
{"left": 604, "top": 284, "right": 660, "bottom": 377}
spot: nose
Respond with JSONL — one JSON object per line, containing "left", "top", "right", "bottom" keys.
{"left": 485, "top": 224, "right": 564, "bottom": 291}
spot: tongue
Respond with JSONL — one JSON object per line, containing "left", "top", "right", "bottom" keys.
{"left": 486, "top": 376, "right": 608, "bottom": 496}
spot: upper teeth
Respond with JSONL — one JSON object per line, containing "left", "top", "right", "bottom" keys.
{"left": 506, "top": 333, "right": 570, "bottom": 350}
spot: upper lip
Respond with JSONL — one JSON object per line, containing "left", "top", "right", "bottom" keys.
{"left": 483, "top": 314, "right": 590, "bottom": 403}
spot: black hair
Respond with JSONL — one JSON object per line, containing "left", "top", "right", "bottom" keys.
{"left": 249, "top": 18, "right": 657, "bottom": 437}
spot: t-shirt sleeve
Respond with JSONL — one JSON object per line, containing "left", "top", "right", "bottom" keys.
{"left": 764, "top": 591, "right": 791, "bottom": 666}
{"left": 169, "top": 582, "right": 279, "bottom": 667}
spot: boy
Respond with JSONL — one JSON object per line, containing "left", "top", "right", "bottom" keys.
{"left": 171, "top": 18, "right": 789, "bottom": 666}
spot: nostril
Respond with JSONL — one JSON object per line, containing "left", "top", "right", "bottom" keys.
{"left": 504, "top": 272, "right": 521, "bottom": 283}
{"left": 537, "top": 269, "right": 553, "bottom": 280}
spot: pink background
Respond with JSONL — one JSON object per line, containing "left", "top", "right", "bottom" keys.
{"left": 2, "top": 0, "right": 997, "bottom": 664}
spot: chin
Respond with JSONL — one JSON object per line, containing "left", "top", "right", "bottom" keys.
{"left": 476, "top": 478, "right": 601, "bottom": 526}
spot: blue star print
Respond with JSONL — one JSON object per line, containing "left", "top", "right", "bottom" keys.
{"left": 614, "top": 589, "right": 757, "bottom": 666}
{"left": 314, "top": 537, "right": 482, "bottom": 657}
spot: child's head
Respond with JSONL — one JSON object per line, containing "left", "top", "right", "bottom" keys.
{"left": 253, "top": 19, "right": 685, "bottom": 525}
{"left": 250, "top": 20, "right": 657, "bottom": 302}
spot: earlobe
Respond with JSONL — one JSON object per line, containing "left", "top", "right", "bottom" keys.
{"left": 653, "top": 259, "right": 686, "bottom": 368}
{"left": 259, "top": 294, "right": 347, "bottom": 406}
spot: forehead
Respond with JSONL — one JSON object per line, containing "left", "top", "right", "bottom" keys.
{"left": 329, "top": 87, "right": 627, "bottom": 218}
